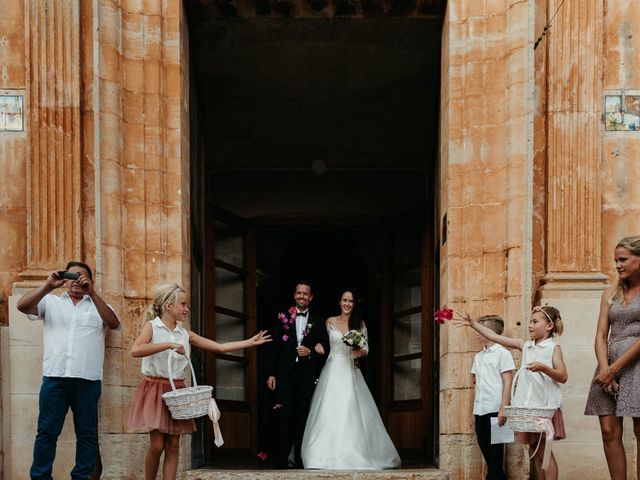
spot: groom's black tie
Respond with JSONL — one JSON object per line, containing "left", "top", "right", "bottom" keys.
{"left": 296, "top": 311, "right": 308, "bottom": 318}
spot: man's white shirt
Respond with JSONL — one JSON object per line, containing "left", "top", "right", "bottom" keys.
{"left": 28, "top": 292, "right": 116, "bottom": 381}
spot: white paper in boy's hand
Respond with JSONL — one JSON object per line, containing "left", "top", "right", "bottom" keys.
{"left": 490, "top": 417, "right": 514, "bottom": 444}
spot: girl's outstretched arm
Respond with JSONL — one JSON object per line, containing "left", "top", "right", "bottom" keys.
{"left": 189, "top": 330, "right": 272, "bottom": 353}
{"left": 453, "top": 313, "right": 524, "bottom": 351}
{"left": 131, "top": 321, "right": 185, "bottom": 358}
{"left": 528, "top": 345, "right": 568, "bottom": 383}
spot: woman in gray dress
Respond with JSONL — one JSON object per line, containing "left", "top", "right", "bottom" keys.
{"left": 585, "top": 235, "right": 640, "bottom": 480}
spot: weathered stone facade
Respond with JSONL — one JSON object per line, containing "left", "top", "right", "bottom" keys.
{"left": 1, "top": 0, "right": 640, "bottom": 479}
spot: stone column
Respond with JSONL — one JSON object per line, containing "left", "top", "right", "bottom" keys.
{"left": 545, "top": 0, "right": 602, "bottom": 275}
{"left": 27, "top": 0, "right": 83, "bottom": 273}
{"left": 539, "top": 1, "right": 611, "bottom": 477}
{"left": 5, "top": 2, "right": 84, "bottom": 477}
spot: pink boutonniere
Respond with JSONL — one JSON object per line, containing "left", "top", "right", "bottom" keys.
{"left": 279, "top": 306, "right": 298, "bottom": 341}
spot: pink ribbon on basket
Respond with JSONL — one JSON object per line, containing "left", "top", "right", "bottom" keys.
{"left": 207, "top": 398, "right": 224, "bottom": 447}
{"left": 531, "top": 418, "right": 555, "bottom": 471}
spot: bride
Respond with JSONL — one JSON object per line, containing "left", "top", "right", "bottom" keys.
{"left": 301, "top": 289, "right": 401, "bottom": 469}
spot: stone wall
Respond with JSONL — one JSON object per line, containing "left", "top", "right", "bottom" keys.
{"left": 439, "top": 0, "right": 533, "bottom": 477}
{"left": 0, "top": 0, "right": 189, "bottom": 478}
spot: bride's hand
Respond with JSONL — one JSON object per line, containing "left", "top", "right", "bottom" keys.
{"left": 352, "top": 348, "right": 367, "bottom": 358}
{"left": 314, "top": 343, "right": 325, "bottom": 355}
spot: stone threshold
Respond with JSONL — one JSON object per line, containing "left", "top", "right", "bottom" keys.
{"left": 183, "top": 469, "right": 449, "bottom": 480}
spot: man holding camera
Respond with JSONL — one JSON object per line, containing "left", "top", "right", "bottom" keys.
{"left": 17, "top": 261, "right": 120, "bottom": 480}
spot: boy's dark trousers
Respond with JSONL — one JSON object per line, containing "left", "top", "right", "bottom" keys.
{"left": 475, "top": 412, "right": 508, "bottom": 480}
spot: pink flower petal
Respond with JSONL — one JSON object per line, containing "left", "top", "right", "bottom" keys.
{"left": 435, "top": 307, "right": 454, "bottom": 323}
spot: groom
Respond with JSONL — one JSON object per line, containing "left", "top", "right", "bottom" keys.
{"left": 266, "top": 281, "right": 329, "bottom": 469}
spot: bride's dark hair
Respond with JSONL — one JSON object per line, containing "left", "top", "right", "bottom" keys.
{"left": 340, "top": 289, "right": 364, "bottom": 331}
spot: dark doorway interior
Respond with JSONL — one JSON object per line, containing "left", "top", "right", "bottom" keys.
{"left": 255, "top": 226, "right": 384, "bottom": 460}
{"left": 186, "top": 9, "right": 442, "bottom": 470}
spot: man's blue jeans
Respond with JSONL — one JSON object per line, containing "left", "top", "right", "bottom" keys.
{"left": 30, "top": 377, "right": 101, "bottom": 480}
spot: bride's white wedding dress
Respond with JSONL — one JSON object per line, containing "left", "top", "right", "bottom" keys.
{"left": 301, "top": 323, "right": 401, "bottom": 469}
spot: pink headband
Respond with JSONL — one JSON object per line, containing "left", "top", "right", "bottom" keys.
{"left": 532, "top": 305, "right": 556, "bottom": 324}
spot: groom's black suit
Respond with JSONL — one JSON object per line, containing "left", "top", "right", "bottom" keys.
{"left": 267, "top": 309, "right": 329, "bottom": 468}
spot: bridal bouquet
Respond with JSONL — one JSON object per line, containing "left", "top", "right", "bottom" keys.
{"left": 342, "top": 329, "right": 366, "bottom": 349}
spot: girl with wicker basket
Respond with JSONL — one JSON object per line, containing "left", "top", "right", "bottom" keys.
{"left": 455, "top": 306, "right": 568, "bottom": 480}
{"left": 129, "top": 283, "right": 272, "bottom": 480}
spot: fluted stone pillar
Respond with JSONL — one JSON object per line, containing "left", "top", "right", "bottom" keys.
{"left": 6, "top": 3, "right": 84, "bottom": 478}
{"left": 539, "top": 1, "right": 612, "bottom": 477}
{"left": 27, "top": 0, "right": 83, "bottom": 273}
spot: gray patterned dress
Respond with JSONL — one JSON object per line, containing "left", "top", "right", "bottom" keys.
{"left": 585, "top": 295, "right": 640, "bottom": 417}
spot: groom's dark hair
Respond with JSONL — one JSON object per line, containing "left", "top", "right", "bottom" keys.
{"left": 295, "top": 280, "right": 313, "bottom": 293}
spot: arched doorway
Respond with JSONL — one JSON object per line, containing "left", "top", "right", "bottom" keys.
{"left": 187, "top": 5, "right": 443, "bottom": 468}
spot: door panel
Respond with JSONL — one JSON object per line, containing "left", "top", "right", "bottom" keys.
{"left": 203, "top": 206, "right": 258, "bottom": 463}
{"left": 383, "top": 209, "right": 435, "bottom": 462}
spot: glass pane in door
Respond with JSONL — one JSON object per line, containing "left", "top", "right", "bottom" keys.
{"left": 392, "top": 358, "right": 421, "bottom": 401}
{"left": 393, "top": 267, "right": 422, "bottom": 310}
{"left": 215, "top": 358, "right": 246, "bottom": 401}
{"left": 393, "top": 312, "right": 422, "bottom": 355}
{"left": 215, "top": 311, "right": 246, "bottom": 355}
{"left": 215, "top": 267, "right": 245, "bottom": 312}
{"left": 214, "top": 220, "right": 244, "bottom": 267}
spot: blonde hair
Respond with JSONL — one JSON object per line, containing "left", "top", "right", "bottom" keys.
{"left": 607, "top": 235, "right": 640, "bottom": 305}
{"left": 478, "top": 314, "right": 504, "bottom": 335}
{"left": 533, "top": 305, "right": 563, "bottom": 337}
{"left": 142, "top": 283, "right": 185, "bottom": 323}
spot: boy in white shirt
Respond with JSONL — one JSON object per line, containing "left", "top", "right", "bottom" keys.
{"left": 471, "top": 315, "right": 515, "bottom": 480}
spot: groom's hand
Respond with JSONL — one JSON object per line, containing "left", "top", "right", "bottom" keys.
{"left": 267, "top": 376, "right": 276, "bottom": 390}
{"left": 296, "top": 345, "right": 311, "bottom": 357}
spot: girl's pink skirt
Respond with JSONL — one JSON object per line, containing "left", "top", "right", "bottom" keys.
{"left": 516, "top": 408, "right": 566, "bottom": 444}
{"left": 129, "top": 376, "right": 196, "bottom": 435}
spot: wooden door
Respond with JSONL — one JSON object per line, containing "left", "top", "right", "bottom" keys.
{"left": 380, "top": 209, "right": 436, "bottom": 463}
{"left": 202, "top": 206, "right": 258, "bottom": 464}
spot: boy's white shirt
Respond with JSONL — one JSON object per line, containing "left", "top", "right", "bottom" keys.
{"left": 471, "top": 343, "right": 516, "bottom": 415}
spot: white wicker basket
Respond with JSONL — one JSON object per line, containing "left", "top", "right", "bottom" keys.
{"left": 505, "top": 367, "right": 556, "bottom": 433}
{"left": 161, "top": 350, "right": 213, "bottom": 420}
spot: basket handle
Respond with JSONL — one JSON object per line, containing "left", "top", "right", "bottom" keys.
{"left": 166, "top": 349, "right": 198, "bottom": 393}
{"left": 510, "top": 365, "right": 548, "bottom": 406}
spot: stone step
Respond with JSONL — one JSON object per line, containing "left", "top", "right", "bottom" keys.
{"left": 183, "top": 469, "right": 449, "bottom": 480}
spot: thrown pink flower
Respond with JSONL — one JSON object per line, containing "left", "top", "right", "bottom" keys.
{"left": 282, "top": 334, "right": 289, "bottom": 342}
{"left": 288, "top": 306, "right": 298, "bottom": 316}
{"left": 435, "top": 307, "right": 454, "bottom": 324}
{"left": 257, "top": 451, "right": 268, "bottom": 461}
{"left": 278, "top": 313, "right": 286, "bottom": 322}
{"left": 273, "top": 403, "right": 283, "bottom": 410}
{"left": 283, "top": 324, "right": 289, "bottom": 330}
{"left": 302, "top": 330, "right": 307, "bottom": 337}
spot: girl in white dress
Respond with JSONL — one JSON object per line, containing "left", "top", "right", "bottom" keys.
{"left": 301, "top": 289, "right": 401, "bottom": 469}
{"left": 129, "top": 283, "right": 272, "bottom": 480}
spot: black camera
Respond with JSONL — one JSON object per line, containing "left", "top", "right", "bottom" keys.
{"left": 60, "top": 271, "right": 80, "bottom": 280}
